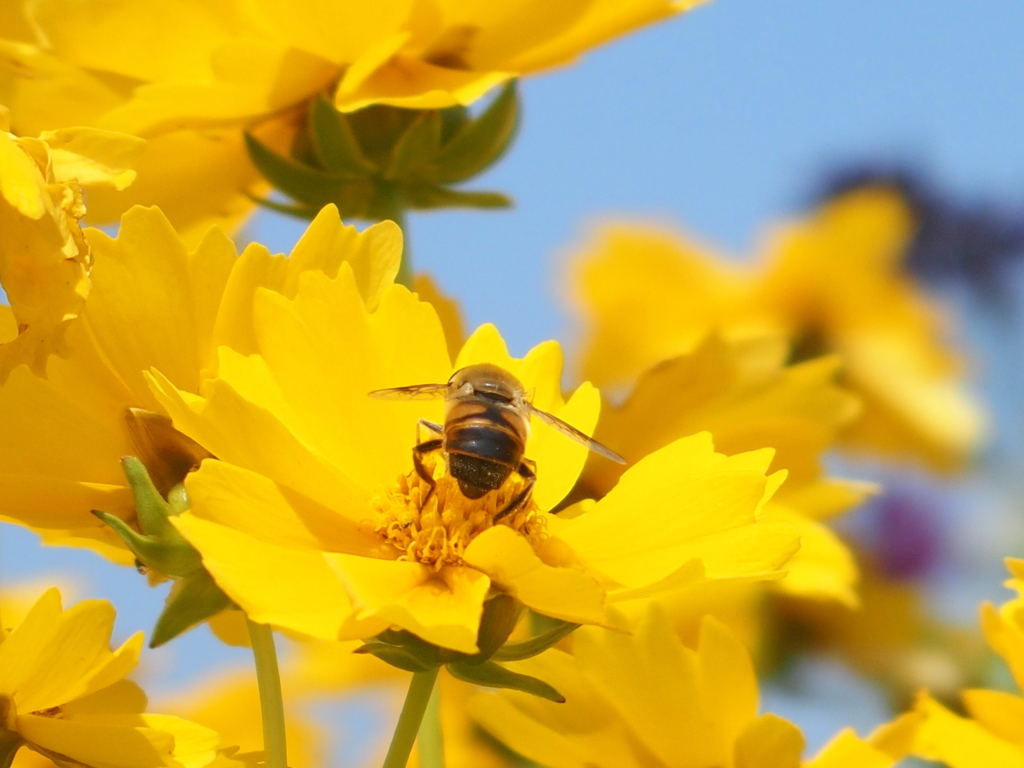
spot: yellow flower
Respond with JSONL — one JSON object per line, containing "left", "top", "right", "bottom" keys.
{"left": 155, "top": 672, "right": 324, "bottom": 768}
{"left": 4, "top": 0, "right": 704, "bottom": 232}
{"left": 469, "top": 605, "right": 918, "bottom": 768}
{"left": 0, "top": 588, "right": 219, "bottom": 768}
{"left": 0, "top": 118, "right": 143, "bottom": 378}
{"left": 569, "top": 188, "right": 987, "bottom": 471}
{"left": 910, "top": 558, "right": 1024, "bottom": 768}
{"left": 0, "top": 204, "right": 401, "bottom": 566}
{"left": 577, "top": 332, "right": 866, "bottom": 606}
{"left": 146, "top": 261, "right": 801, "bottom": 654}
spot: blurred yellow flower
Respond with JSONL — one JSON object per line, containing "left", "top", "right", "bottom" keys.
{"left": 156, "top": 672, "right": 324, "bottom": 768}
{"left": 3, "top": 0, "right": 704, "bottom": 233}
{"left": 911, "top": 558, "right": 1024, "bottom": 767}
{"left": 0, "top": 119, "right": 142, "bottom": 378}
{"left": 0, "top": 588, "right": 219, "bottom": 768}
{"left": 0, "top": 204, "right": 400, "bottom": 566}
{"left": 469, "top": 605, "right": 917, "bottom": 768}
{"left": 147, "top": 262, "right": 801, "bottom": 654}
{"left": 570, "top": 188, "right": 987, "bottom": 471}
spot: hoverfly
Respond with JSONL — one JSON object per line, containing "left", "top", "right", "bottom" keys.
{"left": 369, "top": 363, "right": 625, "bottom": 521}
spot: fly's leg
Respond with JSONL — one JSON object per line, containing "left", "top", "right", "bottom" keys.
{"left": 493, "top": 458, "right": 537, "bottom": 523}
{"left": 412, "top": 420, "right": 444, "bottom": 510}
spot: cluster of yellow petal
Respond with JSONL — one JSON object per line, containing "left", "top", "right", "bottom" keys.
{"left": 145, "top": 255, "right": 798, "bottom": 652}
{"left": 569, "top": 188, "right": 987, "bottom": 471}
{"left": 469, "top": 605, "right": 918, "bottom": 768}
{"left": 910, "top": 558, "right": 1024, "bottom": 767}
{"left": 0, "top": 588, "right": 219, "bottom": 768}
{"left": 0, "top": 204, "right": 400, "bottom": 564}
{"left": 576, "top": 332, "right": 867, "bottom": 607}
{"left": 2, "top": 0, "right": 705, "bottom": 234}
{"left": 0, "top": 119, "right": 142, "bottom": 378}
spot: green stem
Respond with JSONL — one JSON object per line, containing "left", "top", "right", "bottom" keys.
{"left": 417, "top": 676, "right": 445, "bottom": 768}
{"left": 379, "top": 183, "right": 413, "bottom": 288}
{"left": 247, "top": 618, "right": 288, "bottom": 768}
{"left": 382, "top": 668, "right": 440, "bottom": 768}
{"left": 0, "top": 733, "right": 22, "bottom": 768}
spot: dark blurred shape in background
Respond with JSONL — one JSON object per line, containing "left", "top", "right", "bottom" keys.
{"left": 816, "top": 165, "right": 1024, "bottom": 300}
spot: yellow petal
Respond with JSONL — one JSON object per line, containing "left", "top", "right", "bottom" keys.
{"left": 764, "top": 503, "right": 859, "bottom": 607}
{"left": 963, "top": 689, "right": 1024, "bottom": 746}
{"left": 733, "top": 713, "right": 804, "bottom": 768}
{"left": 171, "top": 513, "right": 376, "bottom": 641}
{"left": 553, "top": 434, "right": 787, "bottom": 589}
{"left": 13, "top": 600, "right": 139, "bottom": 714}
{"left": 0, "top": 588, "right": 63, "bottom": 698}
{"left": 325, "top": 555, "right": 489, "bottom": 653}
{"left": 462, "top": 525, "right": 605, "bottom": 624}
{"left": 806, "top": 729, "right": 898, "bottom": 768}
{"left": 912, "top": 693, "right": 1024, "bottom": 768}
{"left": 182, "top": 459, "right": 379, "bottom": 554}
{"left": 16, "top": 714, "right": 176, "bottom": 768}
{"left": 41, "top": 128, "right": 145, "bottom": 190}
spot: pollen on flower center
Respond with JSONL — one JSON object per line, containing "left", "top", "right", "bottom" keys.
{"left": 372, "top": 452, "right": 547, "bottom": 570}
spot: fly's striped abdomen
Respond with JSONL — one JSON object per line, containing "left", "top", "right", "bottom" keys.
{"left": 444, "top": 399, "right": 528, "bottom": 497}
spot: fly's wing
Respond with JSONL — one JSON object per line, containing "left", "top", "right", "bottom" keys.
{"left": 368, "top": 382, "right": 451, "bottom": 400}
{"left": 528, "top": 405, "right": 627, "bottom": 464}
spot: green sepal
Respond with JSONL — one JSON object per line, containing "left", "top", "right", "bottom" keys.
{"left": 0, "top": 697, "right": 23, "bottom": 768}
{"left": 244, "top": 133, "right": 350, "bottom": 207}
{"left": 385, "top": 111, "right": 442, "bottom": 180}
{"left": 434, "top": 81, "right": 519, "bottom": 183}
{"left": 92, "top": 458, "right": 202, "bottom": 578}
{"left": 403, "top": 185, "right": 512, "bottom": 211}
{"left": 492, "top": 620, "right": 580, "bottom": 662}
{"left": 354, "top": 641, "right": 440, "bottom": 673}
{"left": 150, "top": 569, "right": 233, "bottom": 648}
{"left": 310, "top": 96, "right": 376, "bottom": 176}
{"left": 446, "top": 659, "right": 564, "bottom": 703}
{"left": 471, "top": 593, "right": 522, "bottom": 664}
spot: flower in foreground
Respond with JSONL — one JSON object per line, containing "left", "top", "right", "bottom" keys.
{"left": 0, "top": 118, "right": 143, "bottom": 378}
{"left": 910, "top": 558, "right": 1024, "bottom": 767}
{"left": 0, "top": 204, "right": 400, "bottom": 566}
{"left": 0, "top": 588, "right": 219, "bottom": 768}
{"left": 4, "top": 0, "right": 705, "bottom": 233}
{"left": 569, "top": 188, "right": 987, "bottom": 471}
{"left": 469, "top": 604, "right": 919, "bottom": 768}
{"left": 150, "top": 265, "right": 802, "bottom": 653}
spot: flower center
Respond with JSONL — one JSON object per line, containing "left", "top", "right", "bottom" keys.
{"left": 373, "top": 452, "right": 547, "bottom": 570}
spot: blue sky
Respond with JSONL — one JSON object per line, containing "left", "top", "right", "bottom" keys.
{"left": 4, "top": 0, "right": 1024, "bottom": 755}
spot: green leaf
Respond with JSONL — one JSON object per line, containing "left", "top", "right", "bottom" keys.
{"left": 492, "top": 620, "right": 580, "bottom": 662}
{"left": 244, "top": 133, "right": 349, "bottom": 207}
{"left": 385, "top": 111, "right": 443, "bottom": 180}
{"left": 309, "top": 96, "right": 377, "bottom": 177}
{"left": 150, "top": 569, "right": 232, "bottom": 648}
{"left": 355, "top": 642, "right": 440, "bottom": 673}
{"left": 434, "top": 81, "right": 519, "bottom": 183}
{"left": 403, "top": 184, "right": 512, "bottom": 211}
{"left": 447, "top": 659, "right": 565, "bottom": 702}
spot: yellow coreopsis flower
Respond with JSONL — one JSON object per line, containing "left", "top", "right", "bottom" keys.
{"left": 0, "top": 116, "right": 143, "bottom": 378}
{"left": 0, "top": 203, "right": 401, "bottom": 565}
{"left": 570, "top": 188, "right": 987, "bottom": 471}
{"left": 469, "top": 605, "right": 918, "bottom": 768}
{"left": 0, "top": 588, "right": 219, "bottom": 768}
{"left": 3, "top": 0, "right": 704, "bottom": 234}
{"left": 145, "top": 260, "right": 802, "bottom": 654}
{"left": 910, "top": 558, "right": 1024, "bottom": 767}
